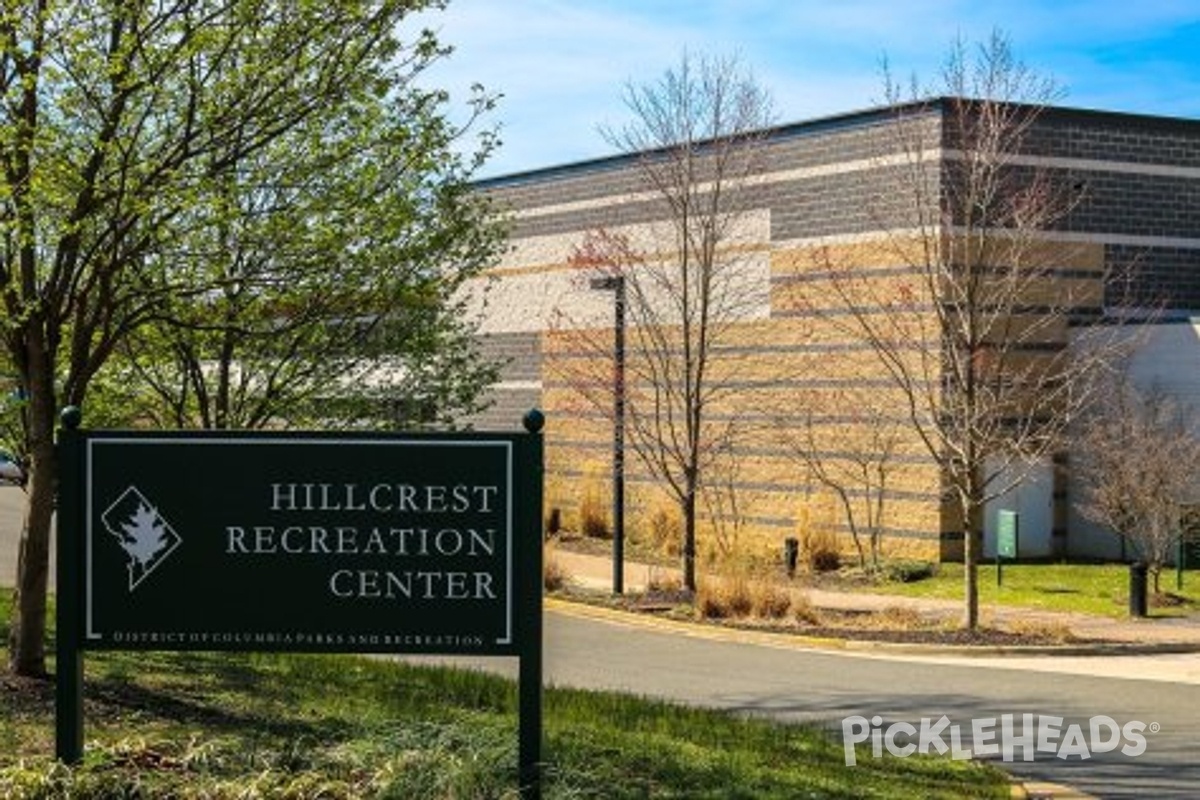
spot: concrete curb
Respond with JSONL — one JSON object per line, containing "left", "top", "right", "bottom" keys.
{"left": 1011, "top": 780, "right": 1101, "bottom": 799}
{"left": 837, "top": 638, "right": 1200, "bottom": 657}
{"left": 545, "top": 596, "right": 1200, "bottom": 658}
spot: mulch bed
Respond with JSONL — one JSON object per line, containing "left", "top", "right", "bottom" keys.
{"left": 555, "top": 586, "right": 1098, "bottom": 647}
{"left": 754, "top": 625, "right": 1078, "bottom": 647}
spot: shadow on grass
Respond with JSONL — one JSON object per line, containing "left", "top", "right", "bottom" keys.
{"left": 83, "top": 676, "right": 353, "bottom": 742}
{"left": 1, "top": 672, "right": 56, "bottom": 717}
{"left": 93, "top": 650, "right": 328, "bottom": 708}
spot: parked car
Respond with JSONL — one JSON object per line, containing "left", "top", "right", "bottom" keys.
{"left": 0, "top": 450, "right": 24, "bottom": 484}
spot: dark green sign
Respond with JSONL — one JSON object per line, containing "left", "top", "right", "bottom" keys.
{"left": 996, "top": 510, "right": 1018, "bottom": 560}
{"left": 75, "top": 433, "right": 527, "bottom": 654}
{"left": 57, "top": 417, "right": 546, "bottom": 797}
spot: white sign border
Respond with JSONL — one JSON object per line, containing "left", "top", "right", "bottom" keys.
{"left": 84, "top": 436, "right": 516, "bottom": 647}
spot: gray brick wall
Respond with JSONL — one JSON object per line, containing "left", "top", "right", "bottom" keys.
{"left": 1107, "top": 244, "right": 1200, "bottom": 309}
{"left": 486, "top": 105, "right": 1200, "bottom": 247}
{"left": 478, "top": 101, "right": 1200, "bottom": 381}
{"left": 1023, "top": 111, "right": 1200, "bottom": 310}
{"left": 481, "top": 108, "right": 924, "bottom": 220}
{"left": 470, "top": 387, "right": 542, "bottom": 432}
{"left": 767, "top": 165, "right": 924, "bottom": 240}
{"left": 486, "top": 109, "right": 932, "bottom": 244}
{"left": 463, "top": 331, "right": 542, "bottom": 431}
{"left": 482, "top": 330, "right": 542, "bottom": 381}
{"left": 1026, "top": 109, "right": 1200, "bottom": 168}
{"left": 1062, "top": 173, "right": 1200, "bottom": 240}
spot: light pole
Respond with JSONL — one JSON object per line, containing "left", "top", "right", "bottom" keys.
{"left": 590, "top": 275, "right": 625, "bottom": 594}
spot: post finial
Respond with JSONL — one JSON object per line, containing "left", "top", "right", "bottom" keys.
{"left": 522, "top": 408, "right": 544, "bottom": 434}
{"left": 61, "top": 406, "right": 82, "bottom": 430}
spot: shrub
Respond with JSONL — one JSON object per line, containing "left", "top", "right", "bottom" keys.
{"left": 696, "top": 572, "right": 797, "bottom": 621}
{"left": 695, "top": 593, "right": 725, "bottom": 619}
{"left": 543, "top": 544, "right": 569, "bottom": 592}
{"left": 794, "top": 497, "right": 843, "bottom": 573}
{"left": 882, "top": 559, "right": 937, "bottom": 584}
{"left": 803, "top": 529, "right": 841, "bottom": 572}
{"left": 872, "top": 605, "right": 924, "bottom": 630}
{"left": 645, "top": 501, "right": 682, "bottom": 556}
{"left": 751, "top": 581, "right": 793, "bottom": 620}
{"left": 810, "top": 548, "right": 841, "bottom": 573}
{"left": 579, "top": 485, "right": 609, "bottom": 540}
{"left": 1004, "top": 618, "right": 1074, "bottom": 644}
{"left": 791, "top": 592, "right": 822, "bottom": 625}
{"left": 798, "top": 521, "right": 841, "bottom": 573}
{"left": 696, "top": 574, "right": 753, "bottom": 620}
{"left": 647, "top": 570, "right": 682, "bottom": 595}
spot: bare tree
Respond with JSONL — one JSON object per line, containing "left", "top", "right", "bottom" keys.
{"left": 1075, "top": 376, "right": 1200, "bottom": 595}
{"left": 553, "top": 53, "right": 774, "bottom": 591}
{"left": 780, "top": 388, "right": 909, "bottom": 572}
{"left": 787, "top": 32, "right": 1135, "bottom": 629}
{"left": 698, "top": 429, "right": 750, "bottom": 561}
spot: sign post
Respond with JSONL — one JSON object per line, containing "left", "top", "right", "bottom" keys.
{"left": 55, "top": 406, "right": 85, "bottom": 764}
{"left": 518, "top": 409, "right": 544, "bottom": 798}
{"left": 56, "top": 409, "right": 545, "bottom": 798}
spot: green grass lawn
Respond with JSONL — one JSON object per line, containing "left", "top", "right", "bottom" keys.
{"left": 868, "top": 562, "right": 1200, "bottom": 618}
{"left": 0, "top": 594, "right": 1009, "bottom": 798}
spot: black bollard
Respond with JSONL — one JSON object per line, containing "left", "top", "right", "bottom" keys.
{"left": 1129, "top": 562, "right": 1148, "bottom": 617}
{"left": 784, "top": 537, "right": 799, "bottom": 578}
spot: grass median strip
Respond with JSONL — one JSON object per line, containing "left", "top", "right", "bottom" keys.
{"left": 863, "top": 563, "right": 1200, "bottom": 618}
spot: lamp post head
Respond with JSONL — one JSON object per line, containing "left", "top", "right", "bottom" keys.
{"left": 589, "top": 275, "right": 623, "bottom": 291}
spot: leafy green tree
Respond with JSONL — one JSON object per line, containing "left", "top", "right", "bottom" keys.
{"left": 88, "top": 76, "right": 502, "bottom": 431}
{"left": 2, "top": 0, "right": 499, "bottom": 677}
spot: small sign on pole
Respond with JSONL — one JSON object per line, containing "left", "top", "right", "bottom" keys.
{"left": 56, "top": 408, "right": 546, "bottom": 798}
{"left": 996, "top": 510, "right": 1018, "bottom": 587}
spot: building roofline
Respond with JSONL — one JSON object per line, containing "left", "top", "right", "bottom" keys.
{"left": 473, "top": 97, "right": 1200, "bottom": 190}
{"left": 472, "top": 101, "right": 912, "bottom": 190}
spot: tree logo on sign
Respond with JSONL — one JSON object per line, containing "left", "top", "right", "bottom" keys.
{"left": 101, "top": 487, "right": 182, "bottom": 591}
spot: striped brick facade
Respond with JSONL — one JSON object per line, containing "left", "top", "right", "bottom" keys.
{"left": 466, "top": 99, "right": 1200, "bottom": 564}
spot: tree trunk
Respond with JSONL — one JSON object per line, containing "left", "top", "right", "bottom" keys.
{"left": 682, "top": 486, "right": 697, "bottom": 592}
{"left": 8, "top": 364, "right": 58, "bottom": 677}
{"left": 962, "top": 493, "right": 982, "bottom": 631}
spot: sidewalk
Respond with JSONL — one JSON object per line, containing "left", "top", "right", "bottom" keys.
{"left": 550, "top": 548, "right": 1200, "bottom": 650}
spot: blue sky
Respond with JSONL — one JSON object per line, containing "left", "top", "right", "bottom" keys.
{"left": 412, "top": 1, "right": 1200, "bottom": 178}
